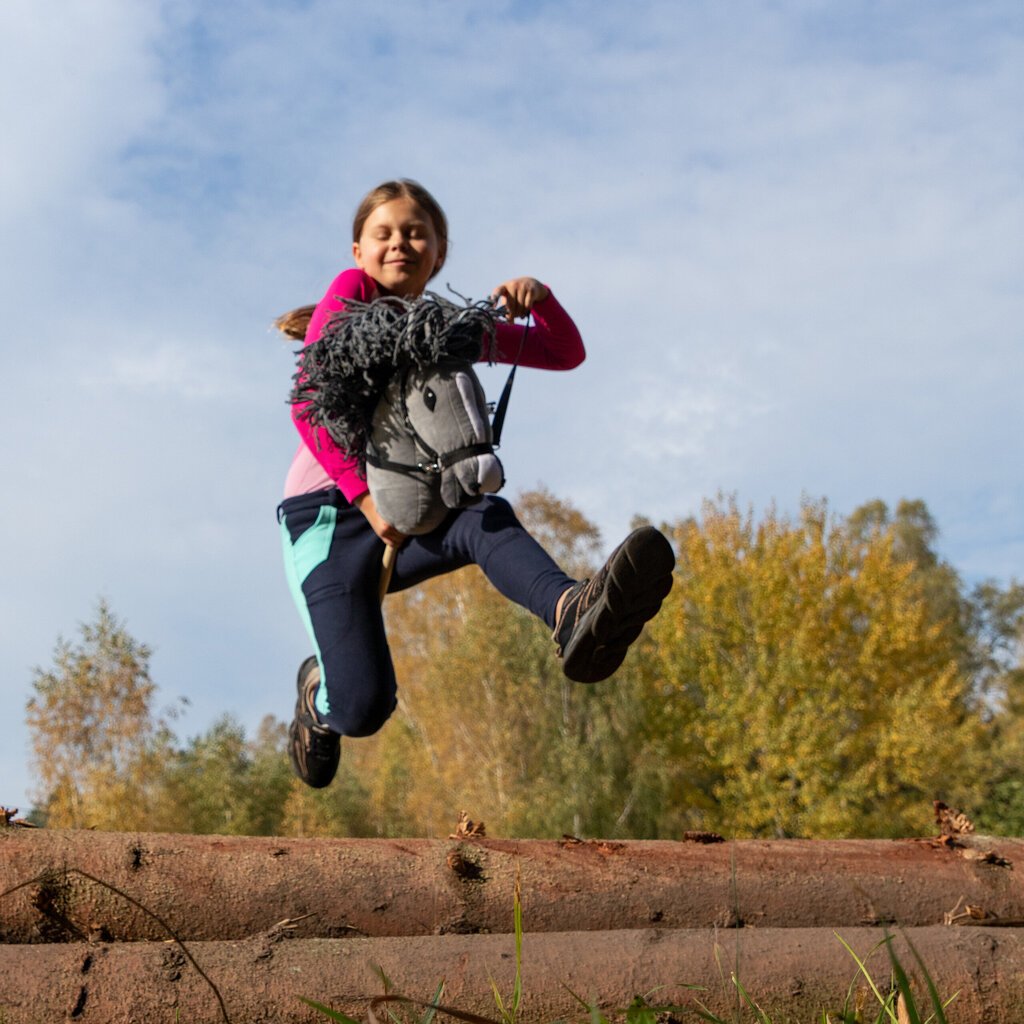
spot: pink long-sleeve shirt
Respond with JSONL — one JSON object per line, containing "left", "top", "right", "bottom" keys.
{"left": 284, "top": 268, "right": 585, "bottom": 501}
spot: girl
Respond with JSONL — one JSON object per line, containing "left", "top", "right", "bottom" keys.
{"left": 278, "top": 179, "right": 674, "bottom": 788}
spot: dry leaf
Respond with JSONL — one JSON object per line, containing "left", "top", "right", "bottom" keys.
{"left": 448, "top": 810, "right": 486, "bottom": 840}
{"left": 896, "top": 991, "right": 912, "bottom": 1024}
{"left": 934, "top": 800, "right": 975, "bottom": 837}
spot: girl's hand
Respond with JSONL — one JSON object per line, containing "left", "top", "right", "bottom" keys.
{"left": 354, "top": 491, "right": 406, "bottom": 548}
{"left": 492, "top": 277, "right": 549, "bottom": 319}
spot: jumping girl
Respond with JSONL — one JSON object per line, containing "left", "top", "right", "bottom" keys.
{"left": 278, "top": 179, "right": 674, "bottom": 789}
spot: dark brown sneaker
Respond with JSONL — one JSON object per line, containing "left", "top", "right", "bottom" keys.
{"left": 553, "top": 526, "right": 674, "bottom": 683}
{"left": 288, "top": 656, "right": 340, "bottom": 788}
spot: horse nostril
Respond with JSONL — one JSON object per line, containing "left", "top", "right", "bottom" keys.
{"left": 424, "top": 387, "right": 436, "bottom": 411}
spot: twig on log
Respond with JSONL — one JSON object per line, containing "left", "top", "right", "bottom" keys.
{"left": 1, "top": 806, "right": 36, "bottom": 828}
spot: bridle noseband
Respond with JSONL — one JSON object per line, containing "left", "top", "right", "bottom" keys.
{"left": 365, "top": 364, "right": 495, "bottom": 480}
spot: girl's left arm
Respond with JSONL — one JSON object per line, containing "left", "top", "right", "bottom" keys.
{"left": 491, "top": 277, "right": 585, "bottom": 371}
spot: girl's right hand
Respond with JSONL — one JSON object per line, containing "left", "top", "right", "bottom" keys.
{"left": 354, "top": 491, "right": 406, "bottom": 548}
{"left": 492, "top": 277, "right": 549, "bottom": 319}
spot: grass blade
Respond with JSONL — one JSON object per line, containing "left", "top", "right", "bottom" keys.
{"left": 298, "top": 997, "right": 363, "bottom": 1024}
{"left": 732, "top": 973, "right": 772, "bottom": 1024}
{"left": 689, "top": 1001, "right": 729, "bottom": 1023}
{"left": 885, "top": 939, "right": 922, "bottom": 1024}
{"left": 834, "top": 931, "right": 899, "bottom": 1021}
{"left": 899, "top": 930, "right": 956, "bottom": 1024}
{"left": 560, "top": 982, "right": 609, "bottom": 1024}
{"left": 422, "top": 980, "right": 446, "bottom": 1024}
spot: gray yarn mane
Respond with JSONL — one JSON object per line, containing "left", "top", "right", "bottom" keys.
{"left": 290, "top": 292, "right": 503, "bottom": 468}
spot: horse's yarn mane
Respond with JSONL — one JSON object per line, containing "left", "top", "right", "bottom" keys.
{"left": 289, "top": 292, "right": 504, "bottom": 467}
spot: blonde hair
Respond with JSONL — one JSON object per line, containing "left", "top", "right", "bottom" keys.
{"left": 275, "top": 180, "right": 449, "bottom": 341}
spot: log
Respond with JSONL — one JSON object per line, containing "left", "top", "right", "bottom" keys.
{"left": 2, "top": 828, "right": 1022, "bottom": 941}
{"left": 0, "top": 926, "right": 1020, "bottom": 1024}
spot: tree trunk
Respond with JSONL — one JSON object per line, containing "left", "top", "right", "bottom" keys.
{"left": 2, "top": 828, "right": 1022, "bottom": 942}
{"left": 0, "top": 926, "right": 1020, "bottom": 1024}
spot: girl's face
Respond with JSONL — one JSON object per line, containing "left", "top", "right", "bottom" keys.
{"left": 352, "top": 196, "right": 444, "bottom": 297}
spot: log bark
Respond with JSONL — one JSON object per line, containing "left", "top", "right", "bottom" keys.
{"left": 0, "top": 926, "right": 1020, "bottom": 1024}
{"left": 2, "top": 828, "right": 1022, "bottom": 941}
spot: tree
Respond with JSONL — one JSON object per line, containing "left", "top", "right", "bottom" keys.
{"left": 27, "top": 493, "right": 1014, "bottom": 841}
{"left": 26, "top": 601, "right": 173, "bottom": 829}
{"left": 967, "top": 579, "right": 1024, "bottom": 833}
{"left": 375, "top": 488, "right": 673, "bottom": 838}
{"left": 278, "top": 761, "right": 375, "bottom": 837}
{"left": 845, "top": 499, "right": 1024, "bottom": 834}
{"left": 151, "top": 715, "right": 295, "bottom": 836}
{"left": 648, "top": 496, "right": 981, "bottom": 838}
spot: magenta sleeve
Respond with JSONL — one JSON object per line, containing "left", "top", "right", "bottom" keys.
{"left": 291, "top": 268, "right": 378, "bottom": 502}
{"left": 492, "top": 290, "right": 585, "bottom": 370}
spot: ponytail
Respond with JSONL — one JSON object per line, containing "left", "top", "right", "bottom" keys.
{"left": 275, "top": 305, "right": 315, "bottom": 341}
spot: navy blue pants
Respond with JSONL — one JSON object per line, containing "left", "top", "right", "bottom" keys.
{"left": 278, "top": 490, "right": 573, "bottom": 737}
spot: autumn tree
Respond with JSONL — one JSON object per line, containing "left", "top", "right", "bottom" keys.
{"left": 27, "top": 493, "right": 1017, "bottom": 841}
{"left": 26, "top": 601, "right": 173, "bottom": 829}
{"left": 846, "top": 500, "right": 1024, "bottom": 834}
{"left": 648, "top": 497, "right": 982, "bottom": 838}
{"left": 375, "top": 488, "right": 669, "bottom": 838}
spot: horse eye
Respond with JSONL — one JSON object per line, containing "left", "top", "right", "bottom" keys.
{"left": 423, "top": 387, "right": 436, "bottom": 411}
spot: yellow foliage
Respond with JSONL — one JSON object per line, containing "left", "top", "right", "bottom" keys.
{"left": 650, "top": 497, "right": 979, "bottom": 837}
{"left": 28, "top": 492, "right": 1001, "bottom": 840}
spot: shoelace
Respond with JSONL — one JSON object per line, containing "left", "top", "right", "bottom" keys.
{"left": 554, "top": 569, "right": 609, "bottom": 652}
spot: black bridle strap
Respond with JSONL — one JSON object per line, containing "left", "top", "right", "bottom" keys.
{"left": 366, "top": 441, "right": 495, "bottom": 477}
{"left": 490, "top": 316, "right": 529, "bottom": 447}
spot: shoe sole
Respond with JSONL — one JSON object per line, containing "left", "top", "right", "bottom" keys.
{"left": 561, "top": 527, "right": 675, "bottom": 683}
{"left": 289, "top": 656, "right": 340, "bottom": 788}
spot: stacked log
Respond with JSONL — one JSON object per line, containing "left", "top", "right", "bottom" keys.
{"left": 2, "top": 828, "right": 1023, "bottom": 1021}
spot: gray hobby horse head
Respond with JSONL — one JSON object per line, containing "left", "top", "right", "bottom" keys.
{"left": 367, "top": 357, "right": 504, "bottom": 535}
{"left": 288, "top": 292, "right": 508, "bottom": 535}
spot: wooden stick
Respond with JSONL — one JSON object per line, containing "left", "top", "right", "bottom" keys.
{"left": 379, "top": 544, "right": 397, "bottom": 602}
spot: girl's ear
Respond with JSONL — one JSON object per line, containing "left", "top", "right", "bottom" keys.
{"left": 432, "top": 241, "right": 448, "bottom": 278}
{"left": 352, "top": 240, "right": 365, "bottom": 269}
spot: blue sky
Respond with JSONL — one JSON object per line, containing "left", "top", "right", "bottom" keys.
{"left": 2, "top": 0, "right": 1022, "bottom": 814}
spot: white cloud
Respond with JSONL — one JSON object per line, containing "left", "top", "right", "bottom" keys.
{"left": 0, "top": 1, "right": 164, "bottom": 221}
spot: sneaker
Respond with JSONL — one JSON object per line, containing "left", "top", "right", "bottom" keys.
{"left": 288, "top": 656, "right": 340, "bottom": 788}
{"left": 553, "top": 526, "right": 675, "bottom": 683}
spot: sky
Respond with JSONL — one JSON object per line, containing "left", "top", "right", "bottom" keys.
{"left": 2, "top": 0, "right": 1022, "bottom": 815}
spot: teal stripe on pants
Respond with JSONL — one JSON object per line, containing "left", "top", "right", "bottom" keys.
{"left": 280, "top": 504, "right": 337, "bottom": 718}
